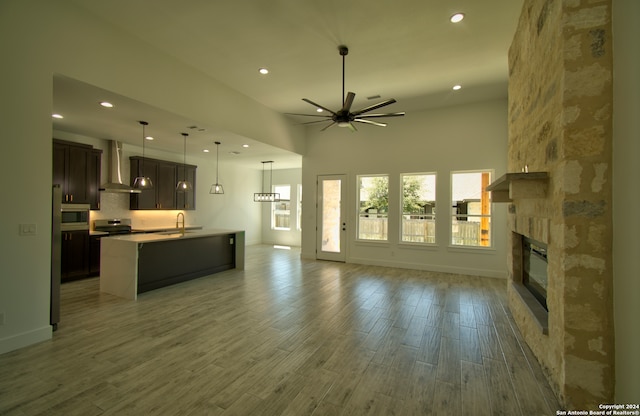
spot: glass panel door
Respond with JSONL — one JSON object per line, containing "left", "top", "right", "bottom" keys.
{"left": 317, "top": 174, "right": 346, "bottom": 261}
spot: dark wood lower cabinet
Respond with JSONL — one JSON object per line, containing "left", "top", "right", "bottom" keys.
{"left": 61, "top": 230, "right": 90, "bottom": 282}
{"left": 137, "top": 234, "right": 235, "bottom": 294}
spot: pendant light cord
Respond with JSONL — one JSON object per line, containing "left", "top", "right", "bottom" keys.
{"left": 140, "top": 121, "right": 148, "bottom": 176}
{"left": 182, "top": 133, "right": 188, "bottom": 180}
{"left": 215, "top": 141, "right": 221, "bottom": 184}
{"left": 269, "top": 161, "right": 274, "bottom": 193}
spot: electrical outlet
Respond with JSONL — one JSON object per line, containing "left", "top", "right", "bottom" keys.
{"left": 19, "top": 224, "right": 37, "bottom": 236}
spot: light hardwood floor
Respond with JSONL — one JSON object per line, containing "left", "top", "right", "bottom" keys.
{"left": 0, "top": 245, "right": 560, "bottom": 415}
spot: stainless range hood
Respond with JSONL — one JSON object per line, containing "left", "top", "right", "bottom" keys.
{"left": 99, "top": 141, "right": 141, "bottom": 193}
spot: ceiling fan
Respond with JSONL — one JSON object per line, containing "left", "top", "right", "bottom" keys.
{"left": 288, "top": 45, "right": 405, "bottom": 132}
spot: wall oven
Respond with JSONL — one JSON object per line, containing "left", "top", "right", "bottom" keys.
{"left": 60, "top": 203, "right": 90, "bottom": 231}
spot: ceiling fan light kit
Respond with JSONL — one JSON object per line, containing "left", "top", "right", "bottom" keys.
{"left": 288, "top": 45, "right": 405, "bottom": 131}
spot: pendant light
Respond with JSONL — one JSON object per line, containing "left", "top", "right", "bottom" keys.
{"left": 209, "top": 141, "right": 224, "bottom": 194}
{"left": 176, "top": 132, "right": 192, "bottom": 192}
{"left": 132, "top": 121, "right": 153, "bottom": 189}
{"left": 254, "top": 161, "right": 280, "bottom": 202}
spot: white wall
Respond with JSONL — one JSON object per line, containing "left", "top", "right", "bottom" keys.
{"left": 0, "top": 0, "right": 303, "bottom": 354}
{"left": 301, "top": 99, "right": 509, "bottom": 278}
{"left": 612, "top": 0, "right": 640, "bottom": 402}
{"left": 261, "top": 168, "right": 302, "bottom": 247}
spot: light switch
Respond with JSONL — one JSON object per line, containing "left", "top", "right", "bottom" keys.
{"left": 19, "top": 224, "right": 37, "bottom": 236}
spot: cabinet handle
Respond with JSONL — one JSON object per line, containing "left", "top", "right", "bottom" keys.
{"left": 70, "top": 194, "right": 73, "bottom": 202}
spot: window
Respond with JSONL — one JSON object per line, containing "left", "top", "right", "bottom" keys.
{"left": 451, "top": 170, "right": 492, "bottom": 247}
{"left": 272, "top": 185, "right": 291, "bottom": 230}
{"left": 401, "top": 173, "right": 436, "bottom": 243}
{"left": 357, "top": 175, "right": 388, "bottom": 241}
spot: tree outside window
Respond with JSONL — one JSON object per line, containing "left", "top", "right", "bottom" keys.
{"left": 401, "top": 173, "right": 436, "bottom": 243}
{"left": 451, "top": 171, "right": 492, "bottom": 247}
{"left": 358, "top": 175, "right": 388, "bottom": 241}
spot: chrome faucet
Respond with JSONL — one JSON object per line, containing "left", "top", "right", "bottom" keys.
{"left": 176, "top": 212, "right": 185, "bottom": 235}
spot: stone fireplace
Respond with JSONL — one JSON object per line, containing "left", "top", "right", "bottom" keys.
{"left": 501, "top": 0, "right": 614, "bottom": 409}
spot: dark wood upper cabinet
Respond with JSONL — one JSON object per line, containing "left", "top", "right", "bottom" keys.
{"left": 53, "top": 139, "right": 102, "bottom": 209}
{"left": 176, "top": 164, "right": 196, "bottom": 210}
{"left": 129, "top": 156, "right": 196, "bottom": 210}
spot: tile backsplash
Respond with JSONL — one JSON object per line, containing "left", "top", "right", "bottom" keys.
{"left": 90, "top": 192, "right": 195, "bottom": 230}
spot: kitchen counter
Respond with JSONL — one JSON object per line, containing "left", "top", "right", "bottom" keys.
{"left": 100, "top": 228, "right": 245, "bottom": 300}
{"left": 104, "top": 228, "right": 238, "bottom": 243}
{"left": 130, "top": 225, "right": 203, "bottom": 233}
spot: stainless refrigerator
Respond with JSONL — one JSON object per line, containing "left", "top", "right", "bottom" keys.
{"left": 51, "top": 184, "right": 61, "bottom": 330}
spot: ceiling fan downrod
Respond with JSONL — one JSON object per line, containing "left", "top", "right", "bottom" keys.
{"left": 339, "top": 45, "right": 348, "bottom": 106}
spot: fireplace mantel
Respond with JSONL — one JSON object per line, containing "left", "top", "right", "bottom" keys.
{"left": 486, "top": 172, "right": 549, "bottom": 202}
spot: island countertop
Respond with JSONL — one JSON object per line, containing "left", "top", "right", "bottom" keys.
{"left": 100, "top": 229, "right": 245, "bottom": 300}
{"left": 105, "top": 228, "right": 243, "bottom": 244}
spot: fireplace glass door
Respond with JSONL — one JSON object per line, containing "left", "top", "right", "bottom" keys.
{"left": 523, "top": 237, "right": 548, "bottom": 310}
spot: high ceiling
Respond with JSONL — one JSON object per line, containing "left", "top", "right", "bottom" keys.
{"left": 53, "top": 0, "right": 524, "bottom": 167}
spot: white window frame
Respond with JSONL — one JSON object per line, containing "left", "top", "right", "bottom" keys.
{"left": 450, "top": 170, "right": 493, "bottom": 248}
{"left": 356, "top": 174, "right": 389, "bottom": 242}
{"left": 272, "top": 184, "right": 291, "bottom": 231}
{"left": 400, "top": 172, "right": 437, "bottom": 245}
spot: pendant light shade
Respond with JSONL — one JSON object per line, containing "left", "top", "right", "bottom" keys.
{"left": 176, "top": 132, "right": 192, "bottom": 192}
{"left": 209, "top": 141, "right": 224, "bottom": 194}
{"left": 254, "top": 161, "right": 280, "bottom": 202}
{"left": 133, "top": 121, "right": 153, "bottom": 190}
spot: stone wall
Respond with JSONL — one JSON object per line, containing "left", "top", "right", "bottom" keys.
{"left": 506, "top": 0, "right": 613, "bottom": 408}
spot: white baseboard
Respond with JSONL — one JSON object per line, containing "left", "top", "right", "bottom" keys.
{"left": 345, "top": 256, "right": 507, "bottom": 279}
{"left": 0, "top": 325, "right": 52, "bottom": 355}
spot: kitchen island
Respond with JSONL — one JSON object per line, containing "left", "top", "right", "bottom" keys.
{"left": 100, "top": 229, "right": 244, "bottom": 300}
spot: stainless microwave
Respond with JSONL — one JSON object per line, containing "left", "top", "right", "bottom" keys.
{"left": 60, "top": 203, "right": 90, "bottom": 231}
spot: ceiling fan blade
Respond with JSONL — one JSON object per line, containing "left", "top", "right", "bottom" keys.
{"left": 285, "top": 112, "right": 333, "bottom": 118}
{"left": 355, "top": 112, "right": 406, "bottom": 119}
{"left": 352, "top": 98, "right": 397, "bottom": 116}
{"left": 320, "top": 121, "right": 336, "bottom": 131}
{"left": 302, "top": 98, "right": 337, "bottom": 115}
{"left": 342, "top": 92, "right": 356, "bottom": 112}
{"left": 354, "top": 119, "right": 387, "bottom": 127}
{"left": 347, "top": 122, "right": 357, "bottom": 132}
{"left": 301, "top": 119, "right": 334, "bottom": 125}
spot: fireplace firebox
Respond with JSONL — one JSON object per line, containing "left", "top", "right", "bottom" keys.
{"left": 522, "top": 236, "right": 548, "bottom": 311}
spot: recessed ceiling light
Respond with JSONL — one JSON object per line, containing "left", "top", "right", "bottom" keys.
{"left": 242, "top": 144, "right": 250, "bottom": 148}
{"left": 52, "top": 113, "right": 63, "bottom": 119}
{"left": 203, "top": 149, "right": 210, "bottom": 153}
{"left": 145, "top": 136, "right": 154, "bottom": 141}
{"left": 100, "top": 101, "right": 113, "bottom": 108}
{"left": 259, "top": 68, "right": 269, "bottom": 75}
{"left": 452, "top": 84, "right": 462, "bottom": 91}
{"left": 450, "top": 13, "right": 465, "bottom": 23}
{"left": 316, "top": 108, "right": 323, "bottom": 113}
